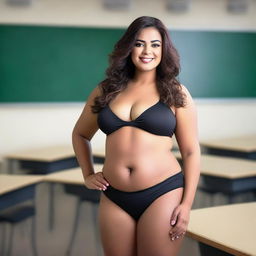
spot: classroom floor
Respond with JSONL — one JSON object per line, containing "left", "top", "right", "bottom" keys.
{"left": 0, "top": 181, "right": 255, "bottom": 256}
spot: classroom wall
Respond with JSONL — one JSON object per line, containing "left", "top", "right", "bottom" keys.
{"left": 0, "top": 0, "right": 256, "bottom": 30}
{"left": 0, "top": 0, "right": 255, "bottom": 160}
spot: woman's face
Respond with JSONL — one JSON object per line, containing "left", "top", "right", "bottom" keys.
{"left": 131, "top": 27, "right": 162, "bottom": 72}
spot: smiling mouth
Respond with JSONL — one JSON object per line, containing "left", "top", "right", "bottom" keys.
{"left": 139, "top": 57, "right": 154, "bottom": 63}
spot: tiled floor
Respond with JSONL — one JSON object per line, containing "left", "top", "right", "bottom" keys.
{"left": 0, "top": 181, "right": 255, "bottom": 256}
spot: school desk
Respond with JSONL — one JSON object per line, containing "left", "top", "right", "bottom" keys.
{"left": 0, "top": 174, "right": 43, "bottom": 208}
{"left": 169, "top": 152, "right": 256, "bottom": 206}
{"left": 199, "top": 154, "right": 256, "bottom": 204}
{"left": 4, "top": 145, "right": 81, "bottom": 230}
{"left": 4, "top": 145, "right": 79, "bottom": 174}
{"left": 187, "top": 202, "right": 256, "bottom": 256}
{"left": 0, "top": 174, "right": 43, "bottom": 223}
{"left": 200, "top": 135, "right": 256, "bottom": 160}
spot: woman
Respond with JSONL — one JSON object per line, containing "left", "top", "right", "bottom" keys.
{"left": 72, "top": 16, "right": 200, "bottom": 256}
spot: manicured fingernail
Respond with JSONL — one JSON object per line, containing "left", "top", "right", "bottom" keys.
{"left": 171, "top": 237, "right": 175, "bottom": 241}
{"left": 106, "top": 183, "right": 109, "bottom": 186}
{"left": 171, "top": 220, "right": 175, "bottom": 225}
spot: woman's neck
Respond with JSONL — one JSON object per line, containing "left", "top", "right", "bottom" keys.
{"left": 132, "top": 69, "right": 157, "bottom": 86}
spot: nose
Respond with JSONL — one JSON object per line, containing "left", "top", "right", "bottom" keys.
{"left": 142, "top": 44, "right": 151, "bottom": 55}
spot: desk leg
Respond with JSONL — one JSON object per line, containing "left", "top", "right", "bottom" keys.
{"left": 66, "top": 198, "right": 82, "bottom": 256}
{"left": 31, "top": 197, "right": 38, "bottom": 256}
{"left": 1, "top": 224, "right": 7, "bottom": 256}
{"left": 1, "top": 158, "right": 9, "bottom": 174}
{"left": 48, "top": 183, "right": 55, "bottom": 231}
{"left": 227, "top": 194, "right": 236, "bottom": 204}
{"left": 7, "top": 159, "right": 20, "bottom": 174}
{"left": 6, "top": 224, "right": 14, "bottom": 256}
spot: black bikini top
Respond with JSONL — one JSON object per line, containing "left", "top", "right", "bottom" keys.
{"left": 97, "top": 99, "right": 176, "bottom": 137}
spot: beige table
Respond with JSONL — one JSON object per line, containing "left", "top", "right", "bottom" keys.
{"left": 201, "top": 154, "right": 256, "bottom": 179}
{"left": 4, "top": 145, "right": 79, "bottom": 174}
{"left": 0, "top": 175, "right": 43, "bottom": 196}
{"left": 0, "top": 174, "right": 43, "bottom": 219}
{"left": 5, "top": 145, "right": 106, "bottom": 174}
{"left": 199, "top": 154, "right": 256, "bottom": 205}
{"left": 200, "top": 135, "right": 256, "bottom": 160}
{"left": 5, "top": 145, "right": 104, "bottom": 163}
{"left": 165, "top": 151, "right": 256, "bottom": 181}
{"left": 172, "top": 152, "right": 256, "bottom": 179}
{"left": 199, "top": 154, "right": 256, "bottom": 196}
{"left": 0, "top": 174, "right": 43, "bottom": 209}
{"left": 44, "top": 164, "right": 104, "bottom": 184}
{"left": 173, "top": 153, "right": 256, "bottom": 205}
{"left": 187, "top": 202, "right": 256, "bottom": 256}
{"left": 44, "top": 164, "right": 103, "bottom": 212}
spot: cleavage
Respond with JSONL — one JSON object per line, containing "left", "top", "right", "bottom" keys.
{"left": 109, "top": 99, "right": 160, "bottom": 122}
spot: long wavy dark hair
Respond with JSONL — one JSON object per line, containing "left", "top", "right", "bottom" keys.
{"left": 91, "top": 16, "right": 186, "bottom": 113}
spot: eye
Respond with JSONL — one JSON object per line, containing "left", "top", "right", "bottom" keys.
{"left": 135, "top": 42, "right": 144, "bottom": 47}
{"left": 152, "top": 43, "right": 160, "bottom": 48}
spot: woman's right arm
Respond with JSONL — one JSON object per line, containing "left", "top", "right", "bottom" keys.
{"left": 72, "top": 86, "right": 109, "bottom": 191}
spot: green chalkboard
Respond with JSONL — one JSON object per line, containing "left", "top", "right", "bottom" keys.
{"left": 0, "top": 25, "right": 255, "bottom": 102}
{"left": 173, "top": 30, "right": 256, "bottom": 98}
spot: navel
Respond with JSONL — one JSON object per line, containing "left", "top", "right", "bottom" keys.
{"left": 127, "top": 166, "right": 134, "bottom": 174}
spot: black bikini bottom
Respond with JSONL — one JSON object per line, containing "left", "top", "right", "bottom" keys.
{"left": 103, "top": 171, "right": 184, "bottom": 221}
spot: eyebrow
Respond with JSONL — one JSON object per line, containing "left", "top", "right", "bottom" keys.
{"left": 136, "top": 39, "right": 162, "bottom": 43}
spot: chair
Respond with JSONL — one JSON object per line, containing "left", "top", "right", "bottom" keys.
{"left": 0, "top": 185, "right": 38, "bottom": 256}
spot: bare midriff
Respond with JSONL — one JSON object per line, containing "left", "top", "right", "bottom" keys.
{"left": 102, "top": 126, "right": 181, "bottom": 192}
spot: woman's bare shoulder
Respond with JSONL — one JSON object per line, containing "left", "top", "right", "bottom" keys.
{"left": 180, "top": 84, "right": 192, "bottom": 97}
{"left": 86, "top": 85, "right": 102, "bottom": 104}
{"left": 179, "top": 84, "right": 194, "bottom": 107}
{"left": 170, "top": 84, "right": 192, "bottom": 115}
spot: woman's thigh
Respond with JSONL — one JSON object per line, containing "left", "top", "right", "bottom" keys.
{"left": 137, "top": 187, "right": 184, "bottom": 256}
{"left": 98, "top": 193, "right": 137, "bottom": 256}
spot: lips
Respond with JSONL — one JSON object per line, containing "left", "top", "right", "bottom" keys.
{"left": 139, "top": 57, "right": 154, "bottom": 63}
